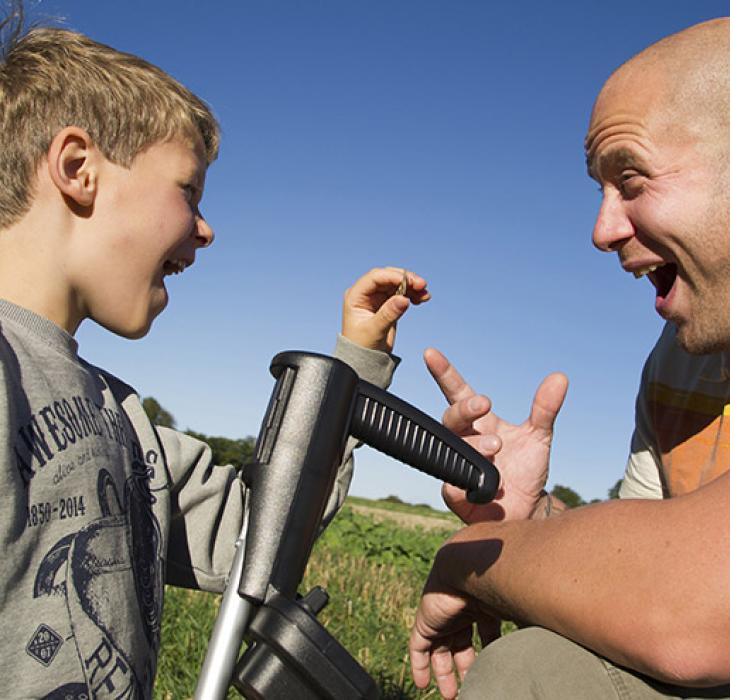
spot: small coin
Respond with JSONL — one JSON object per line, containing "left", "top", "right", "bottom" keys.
{"left": 395, "top": 269, "right": 408, "bottom": 296}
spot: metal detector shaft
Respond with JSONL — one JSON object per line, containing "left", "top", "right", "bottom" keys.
{"left": 195, "top": 494, "right": 253, "bottom": 700}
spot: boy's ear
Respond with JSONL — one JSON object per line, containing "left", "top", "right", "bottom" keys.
{"left": 46, "top": 127, "right": 100, "bottom": 209}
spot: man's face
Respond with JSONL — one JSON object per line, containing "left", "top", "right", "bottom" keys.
{"left": 70, "top": 138, "right": 214, "bottom": 338}
{"left": 586, "top": 68, "right": 730, "bottom": 354}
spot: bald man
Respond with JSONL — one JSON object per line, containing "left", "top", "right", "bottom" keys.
{"left": 409, "top": 18, "right": 730, "bottom": 700}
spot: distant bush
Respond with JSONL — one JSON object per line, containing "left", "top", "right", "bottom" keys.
{"left": 550, "top": 484, "right": 585, "bottom": 509}
{"left": 185, "top": 429, "right": 255, "bottom": 470}
{"left": 381, "top": 495, "right": 404, "bottom": 504}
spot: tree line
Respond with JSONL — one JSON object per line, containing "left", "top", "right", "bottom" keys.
{"left": 142, "top": 396, "right": 255, "bottom": 469}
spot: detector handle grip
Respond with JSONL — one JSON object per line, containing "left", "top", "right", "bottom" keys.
{"left": 352, "top": 379, "right": 498, "bottom": 504}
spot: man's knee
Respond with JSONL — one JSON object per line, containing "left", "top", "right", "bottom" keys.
{"left": 459, "top": 627, "right": 617, "bottom": 699}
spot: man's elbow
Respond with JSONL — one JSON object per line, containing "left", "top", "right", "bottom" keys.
{"left": 639, "top": 630, "right": 730, "bottom": 687}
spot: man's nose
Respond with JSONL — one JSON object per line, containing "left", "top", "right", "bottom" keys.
{"left": 195, "top": 214, "right": 215, "bottom": 248}
{"left": 592, "top": 190, "right": 634, "bottom": 252}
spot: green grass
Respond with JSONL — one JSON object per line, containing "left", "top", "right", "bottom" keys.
{"left": 154, "top": 498, "right": 492, "bottom": 699}
{"left": 348, "top": 494, "right": 460, "bottom": 523}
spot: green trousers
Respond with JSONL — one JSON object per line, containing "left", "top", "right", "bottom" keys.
{"left": 458, "top": 628, "right": 730, "bottom": 699}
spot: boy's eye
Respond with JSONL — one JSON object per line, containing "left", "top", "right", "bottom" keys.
{"left": 181, "top": 184, "right": 200, "bottom": 205}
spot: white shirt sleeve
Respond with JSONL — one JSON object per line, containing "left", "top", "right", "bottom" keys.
{"left": 619, "top": 428, "right": 664, "bottom": 499}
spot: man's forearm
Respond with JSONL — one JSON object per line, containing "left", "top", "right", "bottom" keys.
{"left": 435, "top": 475, "right": 730, "bottom": 686}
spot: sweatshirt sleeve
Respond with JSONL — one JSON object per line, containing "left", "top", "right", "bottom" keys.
{"left": 158, "top": 426, "right": 245, "bottom": 592}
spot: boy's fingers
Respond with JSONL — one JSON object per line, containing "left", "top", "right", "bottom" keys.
{"left": 425, "top": 348, "right": 477, "bottom": 405}
{"left": 406, "top": 287, "right": 432, "bottom": 305}
{"left": 372, "top": 295, "right": 409, "bottom": 333}
{"left": 350, "top": 267, "right": 428, "bottom": 298}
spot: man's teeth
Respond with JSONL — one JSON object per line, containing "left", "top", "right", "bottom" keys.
{"left": 167, "top": 259, "right": 188, "bottom": 275}
{"left": 633, "top": 264, "right": 661, "bottom": 279}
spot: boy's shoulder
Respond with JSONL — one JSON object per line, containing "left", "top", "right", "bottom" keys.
{"left": 0, "top": 299, "right": 139, "bottom": 404}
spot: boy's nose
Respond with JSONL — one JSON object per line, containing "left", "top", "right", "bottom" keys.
{"left": 195, "top": 215, "right": 215, "bottom": 248}
{"left": 592, "top": 190, "right": 634, "bottom": 252}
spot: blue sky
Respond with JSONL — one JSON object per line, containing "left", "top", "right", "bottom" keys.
{"left": 32, "top": 1, "right": 730, "bottom": 508}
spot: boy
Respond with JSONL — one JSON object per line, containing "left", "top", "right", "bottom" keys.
{"left": 0, "top": 20, "right": 430, "bottom": 699}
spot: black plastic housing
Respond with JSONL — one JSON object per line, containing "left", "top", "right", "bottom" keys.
{"left": 234, "top": 587, "right": 379, "bottom": 700}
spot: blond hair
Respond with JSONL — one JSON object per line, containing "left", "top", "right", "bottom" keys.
{"left": 0, "top": 25, "right": 220, "bottom": 228}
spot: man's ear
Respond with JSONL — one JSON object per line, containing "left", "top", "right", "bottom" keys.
{"left": 46, "top": 126, "right": 99, "bottom": 209}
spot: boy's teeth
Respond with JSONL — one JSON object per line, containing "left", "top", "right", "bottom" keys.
{"left": 633, "top": 264, "right": 661, "bottom": 279}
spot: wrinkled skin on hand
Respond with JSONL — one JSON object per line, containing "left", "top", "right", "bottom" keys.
{"left": 424, "top": 347, "right": 568, "bottom": 523}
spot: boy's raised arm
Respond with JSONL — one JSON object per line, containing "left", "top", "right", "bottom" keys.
{"left": 322, "top": 266, "right": 430, "bottom": 528}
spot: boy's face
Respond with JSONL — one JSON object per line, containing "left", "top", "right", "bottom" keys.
{"left": 71, "top": 137, "right": 213, "bottom": 338}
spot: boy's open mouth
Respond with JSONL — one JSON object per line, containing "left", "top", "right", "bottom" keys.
{"left": 163, "top": 258, "right": 190, "bottom": 276}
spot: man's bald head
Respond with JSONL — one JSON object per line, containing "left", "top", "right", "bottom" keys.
{"left": 598, "top": 18, "right": 730, "bottom": 150}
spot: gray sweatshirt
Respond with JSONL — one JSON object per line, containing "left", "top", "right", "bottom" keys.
{"left": 0, "top": 300, "right": 397, "bottom": 699}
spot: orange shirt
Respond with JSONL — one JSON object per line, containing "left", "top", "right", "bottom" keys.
{"left": 622, "top": 323, "right": 730, "bottom": 498}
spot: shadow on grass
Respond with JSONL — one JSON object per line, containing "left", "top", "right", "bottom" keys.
{"left": 375, "top": 670, "right": 437, "bottom": 700}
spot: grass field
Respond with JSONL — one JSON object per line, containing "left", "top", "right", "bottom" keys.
{"left": 153, "top": 497, "right": 467, "bottom": 699}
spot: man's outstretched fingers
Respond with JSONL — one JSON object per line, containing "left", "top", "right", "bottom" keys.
{"left": 424, "top": 348, "right": 476, "bottom": 405}
{"left": 442, "top": 394, "right": 492, "bottom": 435}
{"left": 529, "top": 372, "right": 569, "bottom": 435}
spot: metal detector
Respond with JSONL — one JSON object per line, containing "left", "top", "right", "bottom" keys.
{"left": 194, "top": 351, "right": 500, "bottom": 700}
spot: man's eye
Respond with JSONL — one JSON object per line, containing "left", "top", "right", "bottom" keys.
{"left": 619, "top": 172, "right": 644, "bottom": 197}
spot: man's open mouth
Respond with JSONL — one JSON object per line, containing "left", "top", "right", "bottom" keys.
{"left": 645, "top": 263, "right": 678, "bottom": 302}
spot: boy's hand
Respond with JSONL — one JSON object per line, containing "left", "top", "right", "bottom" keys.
{"left": 342, "top": 267, "right": 430, "bottom": 353}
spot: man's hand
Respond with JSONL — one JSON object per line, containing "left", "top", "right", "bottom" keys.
{"left": 425, "top": 348, "right": 568, "bottom": 522}
{"left": 409, "top": 549, "right": 500, "bottom": 699}
{"left": 341, "top": 267, "right": 430, "bottom": 353}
